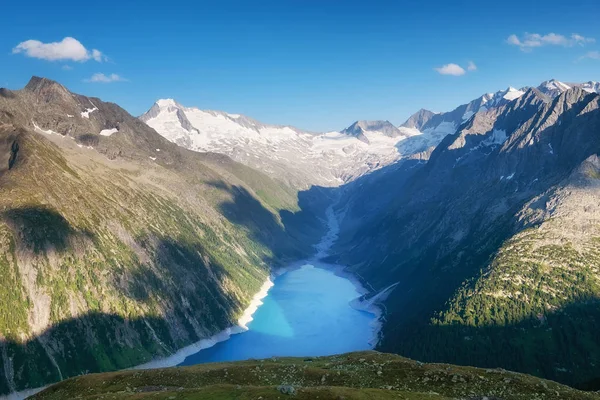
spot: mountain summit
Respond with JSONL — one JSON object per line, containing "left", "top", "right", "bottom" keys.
{"left": 341, "top": 120, "right": 406, "bottom": 143}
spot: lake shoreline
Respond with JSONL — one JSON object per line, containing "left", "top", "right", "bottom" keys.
{"left": 12, "top": 201, "right": 384, "bottom": 399}
{"left": 132, "top": 275, "right": 275, "bottom": 370}
{"left": 3, "top": 274, "right": 277, "bottom": 400}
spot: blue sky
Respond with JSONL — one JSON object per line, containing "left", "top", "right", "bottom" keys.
{"left": 2, "top": 0, "right": 599, "bottom": 132}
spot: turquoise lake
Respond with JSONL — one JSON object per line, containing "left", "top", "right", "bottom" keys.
{"left": 179, "top": 263, "right": 378, "bottom": 365}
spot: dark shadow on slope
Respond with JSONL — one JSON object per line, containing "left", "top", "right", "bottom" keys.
{"left": 2, "top": 206, "right": 93, "bottom": 255}
{"left": 206, "top": 181, "right": 334, "bottom": 266}
{"left": 0, "top": 88, "right": 16, "bottom": 99}
{"left": 76, "top": 133, "right": 99, "bottom": 148}
{"left": 0, "top": 312, "right": 212, "bottom": 395}
{"left": 279, "top": 185, "right": 334, "bottom": 252}
{"left": 0, "top": 128, "right": 21, "bottom": 175}
{"left": 391, "top": 299, "right": 600, "bottom": 390}
{"left": 1, "top": 298, "right": 599, "bottom": 395}
{"left": 104, "top": 231, "right": 243, "bottom": 337}
{"left": 146, "top": 235, "right": 240, "bottom": 318}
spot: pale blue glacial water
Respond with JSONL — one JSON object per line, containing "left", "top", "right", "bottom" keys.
{"left": 179, "top": 263, "right": 377, "bottom": 365}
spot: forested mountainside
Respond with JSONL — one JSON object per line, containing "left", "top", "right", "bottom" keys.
{"left": 331, "top": 86, "right": 600, "bottom": 388}
{"left": 32, "top": 351, "right": 600, "bottom": 400}
{"left": 0, "top": 77, "right": 326, "bottom": 394}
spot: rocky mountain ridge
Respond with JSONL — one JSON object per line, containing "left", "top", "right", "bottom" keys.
{"left": 141, "top": 79, "right": 599, "bottom": 189}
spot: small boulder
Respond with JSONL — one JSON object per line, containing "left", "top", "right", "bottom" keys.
{"left": 277, "top": 385, "right": 296, "bottom": 395}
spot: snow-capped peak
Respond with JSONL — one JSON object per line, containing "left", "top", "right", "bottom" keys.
{"left": 156, "top": 98, "right": 180, "bottom": 109}
{"left": 341, "top": 120, "right": 404, "bottom": 139}
{"left": 537, "top": 79, "right": 571, "bottom": 97}
{"left": 502, "top": 87, "right": 525, "bottom": 101}
{"left": 580, "top": 81, "right": 600, "bottom": 94}
{"left": 140, "top": 100, "right": 442, "bottom": 188}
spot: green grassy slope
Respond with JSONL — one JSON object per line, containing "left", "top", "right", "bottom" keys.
{"left": 32, "top": 351, "right": 599, "bottom": 400}
{"left": 0, "top": 119, "right": 319, "bottom": 393}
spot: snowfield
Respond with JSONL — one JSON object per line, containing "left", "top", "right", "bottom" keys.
{"left": 141, "top": 100, "right": 447, "bottom": 187}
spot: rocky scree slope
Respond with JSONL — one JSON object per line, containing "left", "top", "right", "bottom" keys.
{"left": 331, "top": 86, "right": 600, "bottom": 388}
{"left": 32, "top": 351, "right": 600, "bottom": 400}
{"left": 0, "top": 77, "right": 321, "bottom": 394}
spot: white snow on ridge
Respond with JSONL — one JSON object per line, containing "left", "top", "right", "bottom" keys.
{"left": 537, "top": 80, "right": 571, "bottom": 97}
{"left": 482, "top": 129, "right": 508, "bottom": 147}
{"left": 156, "top": 98, "right": 178, "bottom": 108}
{"left": 462, "top": 111, "right": 475, "bottom": 121}
{"left": 141, "top": 99, "right": 446, "bottom": 186}
{"left": 503, "top": 87, "right": 525, "bottom": 101}
{"left": 581, "top": 81, "right": 600, "bottom": 94}
{"left": 32, "top": 121, "right": 58, "bottom": 135}
{"left": 542, "top": 80, "right": 570, "bottom": 92}
{"left": 81, "top": 107, "right": 98, "bottom": 118}
{"left": 99, "top": 128, "right": 118, "bottom": 136}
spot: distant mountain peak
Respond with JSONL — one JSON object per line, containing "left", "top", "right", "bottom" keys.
{"left": 500, "top": 86, "right": 525, "bottom": 101}
{"left": 537, "top": 79, "right": 571, "bottom": 97}
{"left": 141, "top": 98, "right": 196, "bottom": 133}
{"left": 580, "top": 81, "right": 600, "bottom": 94}
{"left": 401, "top": 109, "right": 437, "bottom": 130}
{"left": 342, "top": 120, "right": 404, "bottom": 141}
{"left": 24, "top": 76, "right": 71, "bottom": 102}
{"left": 155, "top": 98, "right": 180, "bottom": 108}
{"left": 25, "top": 76, "right": 63, "bottom": 91}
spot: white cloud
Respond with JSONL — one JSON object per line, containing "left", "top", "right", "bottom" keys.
{"left": 467, "top": 61, "right": 477, "bottom": 71}
{"left": 12, "top": 37, "right": 105, "bottom": 62}
{"left": 85, "top": 73, "right": 127, "bottom": 83}
{"left": 572, "top": 34, "right": 596, "bottom": 45}
{"left": 579, "top": 51, "right": 600, "bottom": 61}
{"left": 434, "top": 63, "right": 466, "bottom": 76}
{"left": 507, "top": 33, "right": 595, "bottom": 51}
{"left": 61, "top": 65, "right": 73, "bottom": 71}
{"left": 91, "top": 49, "right": 104, "bottom": 62}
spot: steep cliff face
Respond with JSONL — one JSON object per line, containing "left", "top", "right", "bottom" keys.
{"left": 0, "top": 78, "right": 323, "bottom": 394}
{"left": 332, "top": 87, "right": 600, "bottom": 387}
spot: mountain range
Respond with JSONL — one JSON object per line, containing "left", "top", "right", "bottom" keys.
{"left": 0, "top": 76, "right": 600, "bottom": 396}
{"left": 141, "top": 79, "right": 600, "bottom": 189}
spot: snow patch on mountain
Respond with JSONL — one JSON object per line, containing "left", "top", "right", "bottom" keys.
{"left": 502, "top": 87, "right": 525, "bottom": 101}
{"left": 32, "top": 121, "right": 58, "bottom": 135}
{"left": 537, "top": 80, "right": 571, "bottom": 98}
{"left": 482, "top": 129, "right": 508, "bottom": 146}
{"left": 580, "top": 81, "right": 600, "bottom": 94}
{"left": 140, "top": 78, "right": 592, "bottom": 188}
{"left": 99, "top": 128, "right": 118, "bottom": 136}
{"left": 81, "top": 107, "right": 98, "bottom": 119}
